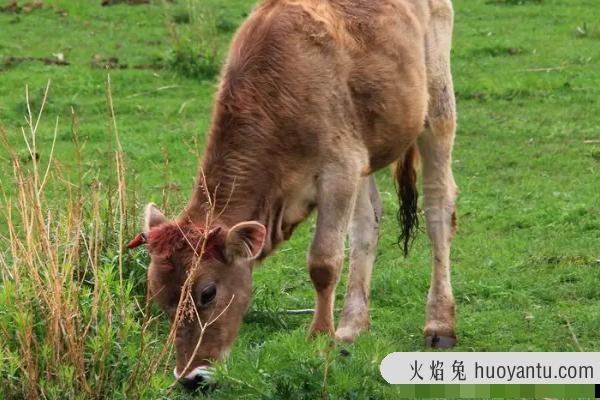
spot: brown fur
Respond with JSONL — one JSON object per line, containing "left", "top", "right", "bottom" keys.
{"left": 187, "top": 0, "right": 430, "bottom": 226}
{"left": 140, "top": 0, "right": 459, "bottom": 380}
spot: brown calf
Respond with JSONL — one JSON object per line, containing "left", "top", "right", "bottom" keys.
{"left": 130, "top": 0, "right": 458, "bottom": 388}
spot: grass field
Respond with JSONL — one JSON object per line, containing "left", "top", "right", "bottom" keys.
{"left": 1, "top": 0, "right": 599, "bottom": 398}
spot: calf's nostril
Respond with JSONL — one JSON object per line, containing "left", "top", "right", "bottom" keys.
{"left": 175, "top": 366, "right": 214, "bottom": 391}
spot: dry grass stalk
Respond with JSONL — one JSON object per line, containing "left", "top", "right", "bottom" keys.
{"left": 0, "top": 78, "right": 236, "bottom": 399}
{"left": 0, "top": 81, "right": 163, "bottom": 398}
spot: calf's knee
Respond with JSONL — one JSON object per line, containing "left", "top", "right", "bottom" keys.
{"left": 309, "top": 265, "right": 335, "bottom": 292}
{"left": 308, "top": 253, "right": 342, "bottom": 292}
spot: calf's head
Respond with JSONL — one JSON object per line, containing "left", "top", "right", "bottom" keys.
{"left": 129, "top": 204, "right": 266, "bottom": 388}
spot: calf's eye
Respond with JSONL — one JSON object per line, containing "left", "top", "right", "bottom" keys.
{"left": 199, "top": 283, "right": 217, "bottom": 306}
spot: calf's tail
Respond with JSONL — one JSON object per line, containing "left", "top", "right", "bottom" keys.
{"left": 394, "top": 144, "right": 420, "bottom": 257}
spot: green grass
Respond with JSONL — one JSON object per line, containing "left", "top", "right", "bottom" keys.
{"left": 1, "top": 0, "right": 599, "bottom": 398}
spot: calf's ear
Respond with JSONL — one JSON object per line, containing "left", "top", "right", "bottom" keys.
{"left": 144, "top": 203, "right": 167, "bottom": 233}
{"left": 225, "top": 221, "right": 266, "bottom": 262}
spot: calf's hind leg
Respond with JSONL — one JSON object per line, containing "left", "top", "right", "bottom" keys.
{"left": 420, "top": 0, "right": 458, "bottom": 348}
{"left": 419, "top": 116, "right": 458, "bottom": 348}
{"left": 335, "top": 175, "right": 382, "bottom": 342}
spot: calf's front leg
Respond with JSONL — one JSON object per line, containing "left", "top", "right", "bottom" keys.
{"left": 335, "top": 175, "right": 381, "bottom": 342}
{"left": 308, "top": 164, "right": 360, "bottom": 336}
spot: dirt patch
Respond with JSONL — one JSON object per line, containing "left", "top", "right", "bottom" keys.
{"left": 101, "top": 0, "right": 150, "bottom": 6}
{"left": 91, "top": 55, "right": 128, "bottom": 69}
{"left": 90, "top": 55, "right": 166, "bottom": 70}
{"left": 132, "top": 63, "right": 166, "bottom": 70}
{"left": 0, "top": 0, "right": 42, "bottom": 13}
{"left": 2, "top": 54, "right": 69, "bottom": 68}
{"left": 0, "top": 0, "right": 67, "bottom": 16}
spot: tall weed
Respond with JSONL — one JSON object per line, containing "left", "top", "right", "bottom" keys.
{"left": 0, "top": 80, "right": 173, "bottom": 399}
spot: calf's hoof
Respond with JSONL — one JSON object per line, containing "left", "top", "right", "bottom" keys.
{"left": 334, "top": 322, "right": 368, "bottom": 343}
{"left": 334, "top": 327, "right": 358, "bottom": 343}
{"left": 335, "top": 305, "right": 369, "bottom": 343}
{"left": 425, "top": 334, "right": 456, "bottom": 349}
{"left": 308, "top": 322, "right": 334, "bottom": 338}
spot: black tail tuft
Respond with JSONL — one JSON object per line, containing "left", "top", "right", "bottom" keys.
{"left": 394, "top": 144, "right": 420, "bottom": 257}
